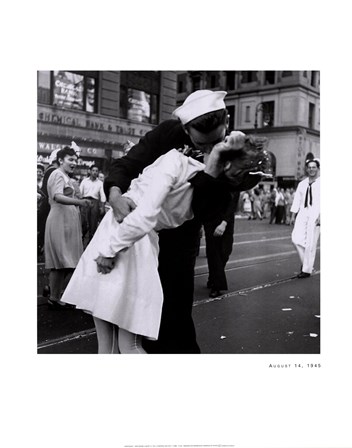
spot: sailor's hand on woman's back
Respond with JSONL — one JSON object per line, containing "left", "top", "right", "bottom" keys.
{"left": 109, "top": 187, "right": 137, "bottom": 223}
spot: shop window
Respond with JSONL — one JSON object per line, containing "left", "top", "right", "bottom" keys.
{"left": 120, "top": 71, "right": 160, "bottom": 124}
{"left": 37, "top": 71, "right": 98, "bottom": 112}
{"left": 120, "top": 87, "right": 159, "bottom": 124}
{"left": 227, "top": 105, "right": 235, "bottom": 130}
{"left": 52, "top": 71, "right": 97, "bottom": 112}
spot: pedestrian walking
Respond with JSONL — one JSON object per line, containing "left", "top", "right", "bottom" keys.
{"left": 275, "top": 187, "right": 286, "bottom": 224}
{"left": 242, "top": 190, "right": 252, "bottom": 219}
{"left": 61, "top": 132, "right": 270, "bottom": 353}
{"left": 290, "top": 158, "right": 320, "bottom": 278}
{"left": 284, "top": 188, "right": 293, "bottom": 224}
{"left": 269, "top": 185, "right": 277, "bottom": 224}
{"left": 262, "top": 188, "right": 271, "bottom": 219}
{"left": 204, "top": 191, "right": 239, "bottom": 298}
{"left": 44, "top": 146, "right": 91, "bottom": 308}
{"left": 252, "top": 188, "right": 263, "bottom": 220}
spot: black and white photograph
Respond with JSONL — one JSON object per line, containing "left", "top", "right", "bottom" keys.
{"left": 36, "top": 70, "right": 321, "bottom": 356}
{"left": 2, "top": 1, "right": 352, "bottom": 448}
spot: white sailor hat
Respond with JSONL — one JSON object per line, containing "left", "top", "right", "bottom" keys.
{"left": 305, "top": 157, "right": 320, "bottom": 168}
{"left": 173, "top": 90, "right": 227, "bottom": 125}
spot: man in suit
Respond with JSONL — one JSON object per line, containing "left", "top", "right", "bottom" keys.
{"left": 204, "top": 191, "right": 240, "bottom": 298}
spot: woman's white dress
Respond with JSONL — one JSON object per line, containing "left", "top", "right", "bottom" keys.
{"left": 61, "top": 150, "right": 204, "bottom": 340}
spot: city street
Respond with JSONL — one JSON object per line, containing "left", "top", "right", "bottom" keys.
{"left": 37, "top": 216, "right": 320, "bottom": 354}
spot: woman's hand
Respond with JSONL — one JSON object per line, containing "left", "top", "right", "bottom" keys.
{"left": 108, "top": 187, "right": 136, "bottom": 223}
{"left": 204, "top": 131, "right": 246, "bottom": 178}
{"left": 226, "top": 131, "right": 246, "bottom": 150}
{"left": 94, "top": 255, "right": 116, "bottom": 274}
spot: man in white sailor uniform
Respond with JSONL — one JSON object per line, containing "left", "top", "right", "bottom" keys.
{"left": 290, "top": 158, "right": 320, "bottom": 278}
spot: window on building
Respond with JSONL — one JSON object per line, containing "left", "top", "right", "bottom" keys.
{"left": 177, "top": 73, "right": 187, "bottom": 93}
{"left": 308, "top": 103, "right": 315, "bottom": 128}
{"left": 227, "top": 105, "right": 235, "bottom": 130}
{"left": 311, "top": 71, "right": 318, "bottom": 87}
{"left": 264, "top": 71, "right": 275, "bottom": 85}
{"left": 192, "top": 74, "right": 201, "bottom": 91}
{"left": 52, "top": 71, "right": 97, "bottom": 112}
{"left": 226, "top": 71, "right": 235, "bottom": 91}
{"left": 245, "top": 106, "right": 251, "bottom": 122}
{"left": 262, "top": 101, "right": 275, "bottom": 127}
{"left": 120, "top": 71, "right": 160, "bottom": 124}
{"left": 37, "top": 71, "right": 98, "bottom": 113}
{"left": 241, "top": 71, "right": 257, "bottom": 83}
{"left": 303, "top": 71, "right": 307, "bottom": 78}
{"left": 38, "top": 71, "right": 51, "bottom": 105}
{"left": 282, "top": 71, "right": 293, "bottom": 77}
{"left": 207, "top": 72, "right": 218, "bottom": 89}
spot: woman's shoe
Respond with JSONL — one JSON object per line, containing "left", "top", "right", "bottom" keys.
{"left": 209, "top": 289, "right": 221, "bottom": 298}
{"left": 48, "top": 299, "right": 75, "bottom": 309}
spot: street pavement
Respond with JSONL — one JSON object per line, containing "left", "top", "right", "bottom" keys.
{"left": 37, "top": 216, "right": 320, "bottom": 354}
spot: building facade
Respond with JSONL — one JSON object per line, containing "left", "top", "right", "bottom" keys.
{"left": 177, "top": 71, "right": 320, "bottom": 187}
{"left": 37, "top": 71, "right": 177, "bottom": 178}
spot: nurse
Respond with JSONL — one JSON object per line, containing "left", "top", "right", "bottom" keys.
{"left": 290, "top": 158, "right": 320, "bottom": 278}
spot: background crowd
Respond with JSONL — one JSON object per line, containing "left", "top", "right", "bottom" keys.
{"left": 238, "top": 186, "right": 296, "bottom": 224}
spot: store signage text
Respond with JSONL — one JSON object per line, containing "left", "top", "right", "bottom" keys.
{"left": 38, "top": 111, "right": 148, "bottom": 137}
{"left": 37, "top": 142, "right": 105, "bottom": 158}
{"left": 37, "top": 154, "right": 96, "bottom": 167}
